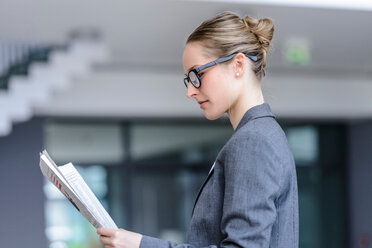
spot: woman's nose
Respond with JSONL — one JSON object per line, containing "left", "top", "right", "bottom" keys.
{"left": 186, "top": 83, "right": 198, "bottom": 98}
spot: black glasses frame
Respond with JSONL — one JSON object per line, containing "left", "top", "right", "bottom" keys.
{"left": 184, "top": 53, "right": 258, "bottom": 89}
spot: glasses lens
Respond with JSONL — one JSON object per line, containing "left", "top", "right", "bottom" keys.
{"left": 189, "top": 71, "right": 200, "bottom": 88}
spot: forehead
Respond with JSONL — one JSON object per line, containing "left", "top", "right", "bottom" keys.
{"left": 182, "top": 42, "right": 213, "bottom": 73}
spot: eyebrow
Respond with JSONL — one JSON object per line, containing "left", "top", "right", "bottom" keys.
{"left": 184, "top": 65, "right": 201, "bottom": 76}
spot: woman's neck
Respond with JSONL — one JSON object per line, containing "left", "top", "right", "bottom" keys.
{"left": 227, "top": 84, "right": 264, "bottom": 130}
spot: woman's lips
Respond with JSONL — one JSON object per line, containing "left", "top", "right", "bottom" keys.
{"left": 198, "top": 100, "right": 208, "bottom": 108}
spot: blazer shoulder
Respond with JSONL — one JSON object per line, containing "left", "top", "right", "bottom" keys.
{"left": 217, "top": 124, "right": 274, "bottom": 166}
{"left": 229, "top": 117, "right": 282, "bottom": 146}
{"left": 217, "top": 117, "right": 293, "bottom": 173}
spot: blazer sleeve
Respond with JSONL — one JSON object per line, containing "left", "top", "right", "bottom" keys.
{"left": 219, "top": 131, "right": 282, "bottom": 247}
{"left": 140, "top": 131, "right": 282, "bottom": 248}
{"left": 140, "top": 235, "right": 214, "bottom": 248}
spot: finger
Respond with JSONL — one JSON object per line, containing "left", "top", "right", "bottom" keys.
{"left": 104, "top": 245, "right": 114, "bottom": 248}
{"left": 97, "top": 227, "right": 117, "bottom": 237}
{"left": 100, "top": 235, "right": 113, "bottom": 245}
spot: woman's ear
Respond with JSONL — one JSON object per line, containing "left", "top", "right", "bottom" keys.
{"left": 233, "top": 52, "right": 247, "bottom": 77}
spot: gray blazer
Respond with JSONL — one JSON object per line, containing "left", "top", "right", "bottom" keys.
{"left": 140, "top": 103, "right": 299, "bottom": 248}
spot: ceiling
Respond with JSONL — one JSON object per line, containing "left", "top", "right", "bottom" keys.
{"left": 1, "top": 0, "right": 372, "bottom": 123}
{"left": 0, "top": 0, "right": 371, "bottom": 76}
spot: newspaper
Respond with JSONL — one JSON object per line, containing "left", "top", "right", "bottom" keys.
{"left": 39, "top": 150, "right": 118, "bottom": 229}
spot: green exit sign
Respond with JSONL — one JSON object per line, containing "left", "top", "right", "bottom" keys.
{"left": 284, "top": 40, "right": 311, "bottom": 65}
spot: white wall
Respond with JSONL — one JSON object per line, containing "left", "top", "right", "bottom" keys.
{"left": 34, "top": 69, "right": 372, "bottom": 120}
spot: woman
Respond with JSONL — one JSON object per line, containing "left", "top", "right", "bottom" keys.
{"left": 98, "top": 11, "right": 299, "bottom": 248}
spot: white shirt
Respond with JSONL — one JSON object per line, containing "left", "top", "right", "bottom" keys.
{"left": 209, "top": 161, "right": 216, "bottom": 175}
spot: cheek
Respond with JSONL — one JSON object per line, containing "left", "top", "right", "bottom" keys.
{"left": 213, "top": 73, "right": 236, "bottom": 102}
{"left": 204, "top": 74, "right": 235, "bottom": 116}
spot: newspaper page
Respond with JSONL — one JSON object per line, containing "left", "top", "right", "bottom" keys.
{"left": 58, "top": 163, "right": 117, "bottom": 229}
{"left": 39, "top": 150, "right": 117, "bottom": 229}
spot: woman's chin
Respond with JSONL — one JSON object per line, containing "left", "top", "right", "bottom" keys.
{"left": 204, "top": 111, "right": 222, "bottom": 120}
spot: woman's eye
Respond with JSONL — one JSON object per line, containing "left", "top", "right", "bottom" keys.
{"left": 199, "top": 73, "right": 205, "bottom": 78}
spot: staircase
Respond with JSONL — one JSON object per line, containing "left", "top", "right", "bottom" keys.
{"left": 0, "top": 39, "right": 110, "bottom": 136}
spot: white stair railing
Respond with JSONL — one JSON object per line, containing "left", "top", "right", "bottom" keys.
{"left": 0, "top": 39, "right": 110, "bottom": 136}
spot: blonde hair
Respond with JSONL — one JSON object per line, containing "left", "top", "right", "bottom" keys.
{"left": 187, "top": 11, "right": 274, "bottom": 80}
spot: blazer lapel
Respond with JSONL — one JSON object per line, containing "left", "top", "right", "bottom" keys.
{"left": 191, "top": 163, "right": 215, "bottom": 215}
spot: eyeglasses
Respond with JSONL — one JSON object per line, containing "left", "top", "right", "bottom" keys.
{"left": 184, "top": 53, "right": 258, "bottom": 89}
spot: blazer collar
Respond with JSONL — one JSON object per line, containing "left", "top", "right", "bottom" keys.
{"left": 191, "top": 103, "right": 275, "bottom": 217}
{"left": 191, "top": 166, "right": 215, "bottom": 216}
{"left": 235, "top": 103, "right": 275, "bottom": 132}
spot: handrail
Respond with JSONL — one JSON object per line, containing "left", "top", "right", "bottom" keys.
{"left": 0, "top": 44, "right": 66, "bottom": 89}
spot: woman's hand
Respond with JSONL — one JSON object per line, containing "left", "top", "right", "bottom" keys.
{"left": 97, "top": 227, "right": 143, "bottom": 248}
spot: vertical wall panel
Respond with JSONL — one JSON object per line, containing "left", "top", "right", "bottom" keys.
{"left": 0, "top": 118, "right": 47, "bottom": 248}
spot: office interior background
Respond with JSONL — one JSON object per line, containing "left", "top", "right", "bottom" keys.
{"left": 0, "top": 0, "right": 371, "bottom": 247}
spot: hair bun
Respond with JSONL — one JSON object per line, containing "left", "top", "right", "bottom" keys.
{"left": 242, "top": 16, "right": 274, "bottom": 69}
{"left": 243, "top": 16, "right": 274, "bottom": 51}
